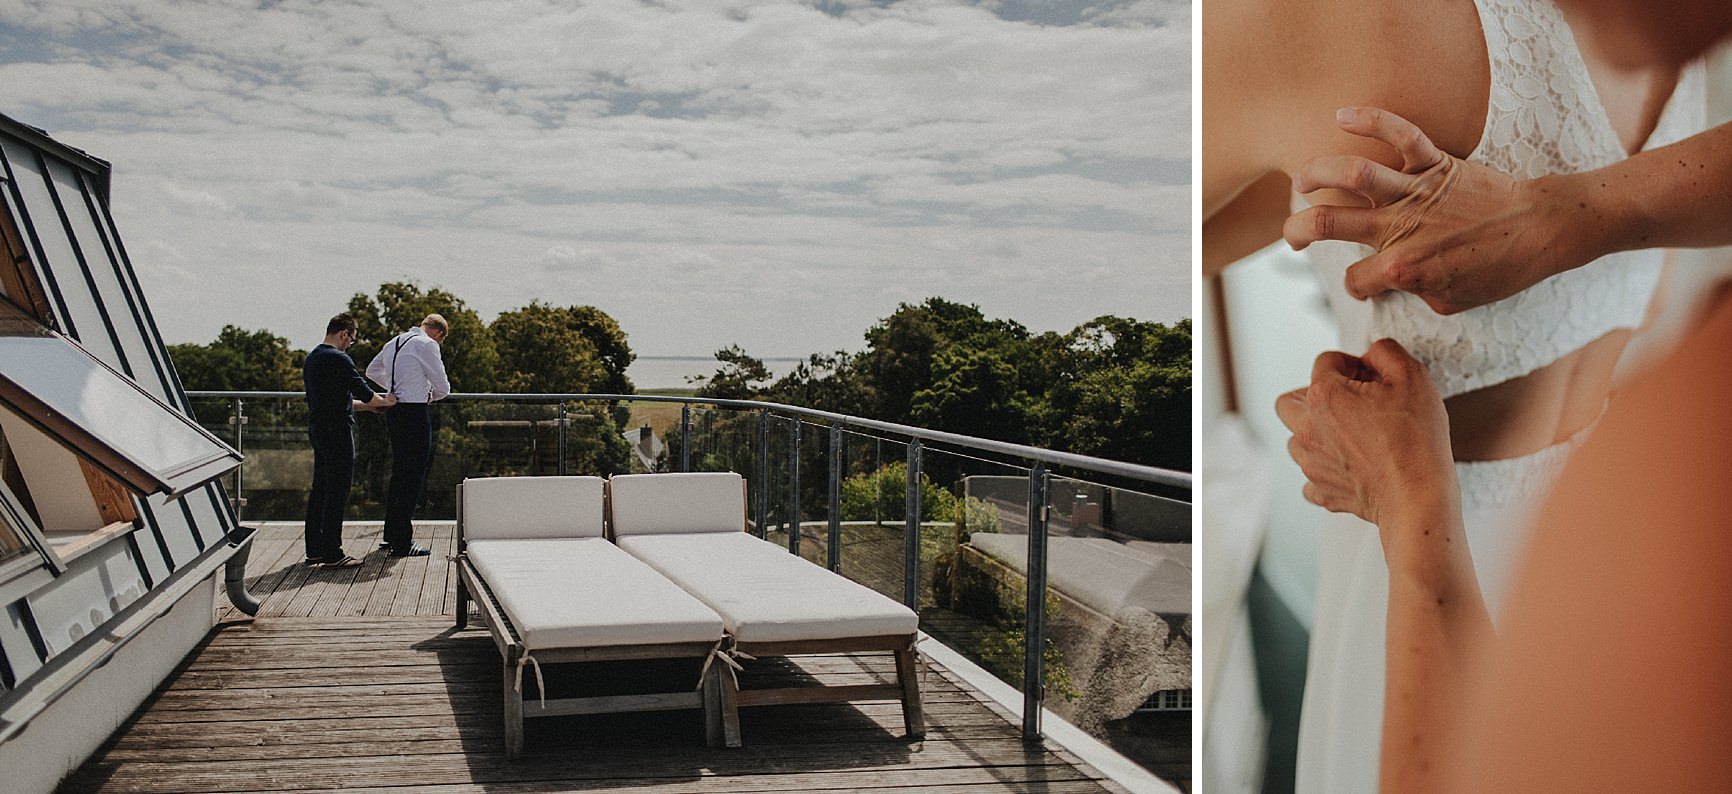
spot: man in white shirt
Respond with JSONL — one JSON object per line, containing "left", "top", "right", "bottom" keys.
{"left": 365, "top": 313, "right": 452, "bottom": 557}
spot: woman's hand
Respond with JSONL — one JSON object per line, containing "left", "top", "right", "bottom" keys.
{"left": 1283, "top": 107, "right": 1581, "bottom": 315}
{"left": 1275, "top": 338, "right": 1465, "bottom": 573}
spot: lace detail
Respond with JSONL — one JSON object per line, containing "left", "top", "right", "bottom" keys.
{"left": 1305, "top": 0, "right": 1706, "bottom": 398}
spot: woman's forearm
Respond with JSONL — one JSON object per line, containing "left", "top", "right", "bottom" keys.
{"left": 1378, "top": 498, "right": 1493, "bottom": 794}
{"left": 1539, "top": 121, "right": 1732, "bottom": 275}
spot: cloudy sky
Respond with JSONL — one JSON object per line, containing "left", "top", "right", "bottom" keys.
{"left": 0, "top": 0, "right": 1189, "bottom": 356}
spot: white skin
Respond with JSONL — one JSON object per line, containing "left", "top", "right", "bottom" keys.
{"left": 1205, "top": 0, "right": 1681, "bottom": 465}
{"left": 1271, "top": 5, "right": 1732, "bottom": 792}
{"left": 1275, "top": 339, "right": 1490, "bottom": 794}
{"left": 1207, "top": 1, "right": 1688, "bottom": 791}
{"left": 1286, "top": 108, "right": 1732, "bottom": 315}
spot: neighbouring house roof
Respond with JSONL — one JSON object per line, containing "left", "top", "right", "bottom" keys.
{"left": 622, "top": 425, "right": 665, "bottom": 471}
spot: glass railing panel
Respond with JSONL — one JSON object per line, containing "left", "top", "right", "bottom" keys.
{"left": 788, "top": 418, "right": 826, "bottom": 567}
{"left": 191, "top": 391, "right": 1192, "bottom": 782}
{"left": 1019, "top": 473, "right": 1194, "bottom": 771}
{"left": 192, "top": 395, "right": 314, "bottom": 520}
{"left": 912, "top": 450, "right": 1039, "bottom": 701}
{"left": 831, "top": 431, "right": 912, "bottom": 602}
{"left": 758, "top": 413, "right": 796, "bottom": 548}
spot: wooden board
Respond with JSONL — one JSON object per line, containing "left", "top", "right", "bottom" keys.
{"left": 64, "top": 615, "right": 1130, "bottom": 794}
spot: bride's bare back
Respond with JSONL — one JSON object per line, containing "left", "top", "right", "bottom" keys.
{"left": 1203, "top": 0, "right": 1681, "bottom": 461}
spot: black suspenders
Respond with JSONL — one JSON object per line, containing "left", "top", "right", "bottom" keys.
{"left": 388, "top": 334, "right": 409, "bottom": 398}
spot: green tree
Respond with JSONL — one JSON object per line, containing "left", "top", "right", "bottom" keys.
{"left": 167, "top": 325, "right": 303, "bottom": 391}
{"left": 858, "top": 298, "right": 1035, "bottom": 433}
{"left": 491, "top": 302, "right": 610, "bottom": 395}
{"left": 346, "top": 282, "right": 499, "bottom": 393}
{"left": 692, "top": 345, "right": 771, "bottom": 400}
{"left": 1034, "top": 316, "right": 1191, "bottom": 471}
{"left": 491, "top": 300, "right": 638, "bottom": 432}
{"left": 908, "top": 346, "right": 1034, "bottom": 443}
{"left": 763, "top": 350, "right": 871, "bottom": 415}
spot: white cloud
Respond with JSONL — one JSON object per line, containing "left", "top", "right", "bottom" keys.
{"left": 1, "top": 0, "right": 1189, "bottom": 356}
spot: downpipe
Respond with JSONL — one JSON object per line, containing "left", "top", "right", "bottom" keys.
{"left": 223, "top": 526, "right": 261, "bottom": 616}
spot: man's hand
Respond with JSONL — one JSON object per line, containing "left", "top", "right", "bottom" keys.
{"left": 1284, "top": 107, "right": 1579, "bottom": 315}
{"left": 357, "top": 393, "right": 397, "bottom": 413}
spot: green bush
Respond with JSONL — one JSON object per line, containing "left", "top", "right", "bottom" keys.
{"left": 838, "top": 462, "right": 956, "bottom": 523}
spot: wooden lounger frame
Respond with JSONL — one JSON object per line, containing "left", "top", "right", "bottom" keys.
{"left": 710, "top": 633, "right": 925, "bottom": 748}
{"left": 453, "top": 485, "right": 733, "bottom": 759}
{"left": 602, "top": 477, "right": 924, "bottom": 747}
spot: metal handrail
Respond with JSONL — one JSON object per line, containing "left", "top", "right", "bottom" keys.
{"left": 185, "top": 389, "right": 1192, "bottom": 744}
{"left": 186, "top": 391, "right": 1191, "bottom": 489}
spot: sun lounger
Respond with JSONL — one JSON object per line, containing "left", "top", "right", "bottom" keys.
{"left": 453, "top": 475, "right": 730, "bottom": 758}
{"left": 606, "top": 472, "right": 924, "bottom": 747}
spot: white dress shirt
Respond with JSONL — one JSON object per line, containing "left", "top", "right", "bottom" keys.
{"left": 365, "top": 327, "right": 450, "bottom": 403}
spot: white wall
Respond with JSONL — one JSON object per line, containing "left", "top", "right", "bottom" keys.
{"left": 1217, "top": 244, "right": 1338, "bottom": 627}
{"left": 0, "top": 573, "right": 216, "bottom": 794}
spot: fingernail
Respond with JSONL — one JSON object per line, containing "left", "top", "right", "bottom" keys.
{"left": 1336, "top": 107, "right": 1356, "bottom": 125}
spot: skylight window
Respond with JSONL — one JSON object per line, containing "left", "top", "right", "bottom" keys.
{"left": 0, "top": 300, "right": 240, "bottom": 498}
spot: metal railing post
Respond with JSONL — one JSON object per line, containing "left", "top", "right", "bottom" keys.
{"left": 874, "top": 437, "right": 883, "bottom": 527}
{"left": 1022, "top": 463, "right": 1050, "bottom": 741}
{"left": 827, "top": 423, "right": 842, "bottom": 572}
{"left": 787, "top": 420, "right": 801, "bottom": 555}
{"left": 556, "top": 402, "right": 567, "bottom": 476}
{"left": 229, "top": 397, "right": 244, "bottom": 519}
{"left": 755, "top": 410, "right": 769, "bottom": 538}
{"left": 679, "top": 404, "right": 691, "bottom": 472}
{"left": 903, "top": 439, "right": 922, "bottom": 610}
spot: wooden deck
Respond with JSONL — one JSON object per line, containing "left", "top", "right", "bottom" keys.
{"left": 63, "top": 522, "right": 1136, "bottom": 793}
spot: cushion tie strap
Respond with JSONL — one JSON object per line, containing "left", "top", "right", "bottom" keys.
{"left": 513, "top": 652, "right": 547, "bottom": 708}
{"left": 697, "top": 641, "right": 754, "bottom": 690}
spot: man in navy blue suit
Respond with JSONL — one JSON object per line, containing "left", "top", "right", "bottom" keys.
{"left": 302, "top": 313, "right": 394, "bottom": 568}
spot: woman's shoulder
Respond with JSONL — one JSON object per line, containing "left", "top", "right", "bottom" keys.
{"left": 1204, "top": 0, "right": 1490, "bottom": 244}
{"left": 1215, "top": 0, "right": 1490, "bottom": 164}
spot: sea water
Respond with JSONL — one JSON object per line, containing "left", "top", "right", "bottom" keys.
{"left": 626, "top": 355, "right": 804, "bottom": 390}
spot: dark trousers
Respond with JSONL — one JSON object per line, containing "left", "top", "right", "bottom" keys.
{"left": 304, "top": 422, "right": 354, "bottom": 560}
{"left": 383, "top": 402, "right": 432, "bottom": 549}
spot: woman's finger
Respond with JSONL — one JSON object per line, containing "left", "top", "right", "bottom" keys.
{"left": 1360, "top": 338, "right": 1425, "bottom": 383}
{"left": 1311, "top": 350, "right": 1361, "bottom": 383}
{"left": 1274, "top": 387, "right": 1308, "bottom": 432}
{"left": 1301, "top": 481, "right": 1352, "bottom": 514}
{"left": 1285, "top": 203, "right": 1386, "bottom": 250}
{"left": 1293, "top": 155, "right": 1416, "bottom": 206}
{"left": 1336, "top": 106, "right": 1446, "bottom": 173}
{"left": 1288, "top": 437, "right": 1353, "bottom": 491}
{"left": 1344, "top": 249, "right": 1401, "bottom": 300}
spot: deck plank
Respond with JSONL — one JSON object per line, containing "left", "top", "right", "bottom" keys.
{"left": 66, "top": 613, "right": 1123, "bottom": 794}
{"left": 98, "top": 522, "right": 1179, "bottom": 793}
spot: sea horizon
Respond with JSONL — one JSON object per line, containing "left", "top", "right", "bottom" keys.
{"left": 627, "top": 354, "right": 806, "bottom": 390}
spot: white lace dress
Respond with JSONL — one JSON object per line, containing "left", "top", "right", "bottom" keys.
{"left": 1294, "top": 1, "right": 1706, "bottom": 791}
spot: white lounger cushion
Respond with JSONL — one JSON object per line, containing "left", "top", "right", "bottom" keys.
{"left": 609, "top": 472, "right": 745, "bottom": 536}
{"left": 462, "top": 476, "right": 606, "bottom": 540}
{"left": 617, "top": 532, "right": 918, "bottom": 644}
{"left": 467, "top": 538, "right": 724, "bottom": 649}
